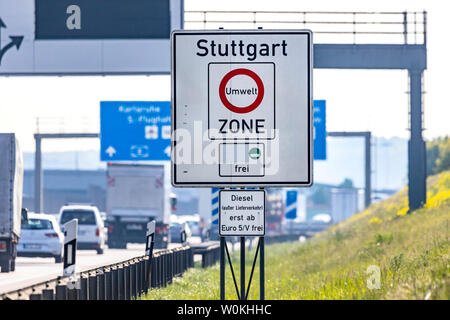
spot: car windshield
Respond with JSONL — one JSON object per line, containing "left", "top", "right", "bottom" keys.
{"left": 170, "top": 223, "right": 182, "bottom": 230}
{"left": 186, "top": 221, "right": 198, "bottom": 228}
{"left": 60, "top": 210, "right": 96, "bottom": 225}
{"left": 22, "top": 219, "right": 53, "bottom": 230}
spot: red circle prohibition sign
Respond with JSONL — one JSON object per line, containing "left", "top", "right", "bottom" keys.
{"left": 218, "top": 68, "right": 265, "bottom": 114}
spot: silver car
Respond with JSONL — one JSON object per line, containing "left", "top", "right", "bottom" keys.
{"left": 17, "top": 213, "right": 64, "bottom": 263}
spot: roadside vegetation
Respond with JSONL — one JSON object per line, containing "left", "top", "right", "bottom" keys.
{"left": 142, "top": 170, "right": 449, "bottom": 300}
{"left": 427, "top": 136, "right": 450, "bottom": 176}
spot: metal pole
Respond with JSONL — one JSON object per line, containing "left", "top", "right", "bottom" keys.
{"left": 29, "top": 293, "right": 42, "bottom": 300}
{"left": 88, "top": 275, "right": 97, "bottom": 300}
{"left": 260, "top": 236, "right": 265, "bottom": 300}
{"left": 365, "top": 132, "right": 372, "bottom": 207}
{"left": 98, "top": 272, "right": 105, "bottom": 300}
{"left": 80, "top": 277, "right": 88, "bottom": 300}
{"left": 408, "top": 69, "right": 426, "bottom": 210}
{"left": 220, "top": 237, "right": 225, "bottom": 300}
{"left": 42, "top": 289, "right": 54, "bottom": 300}
{"left": 136, "top": 261, "right": 142, "bottom": 297}
{"left": 403, "top": 11, "right": 408, "bottom": 45}
{"left": 131, "top": 263, "right": 137, "bottom": 298}
{"left": 118, "top": 267, "right": 124, "bottom": 300}
{"left": 423, "top": 11, "right": 427, "bottom": 46}
{"left": 55, "top": 285, "right": 67, "bottom": 300}
{"left": 150, "top": 258, "right": 156, "bottom": 288}
{"left": 105, "top": 270, "right": 112, "bottom": 300}
{"left": 34, "top": 134, "right": 43, "bottom": 213}
{"left": 67, "top": 287, "right": 79, "bottom": 300}
{"left": 112, "top": 268, "right": 118, "bottom": 300}
{"left": 125, "top": 265, "right": 130, "bottom": 300}
{"left": 240, "top": 236, "right": 245, "bottom": 300}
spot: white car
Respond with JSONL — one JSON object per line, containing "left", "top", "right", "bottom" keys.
{"left": 58, "top": 205, "right": 106, "bottom": 255}
{"left": 177, "top": 215, "right": 202, "bottom": 237}
{"left": 17, "top": 213, "right": 64, "bottom": 263}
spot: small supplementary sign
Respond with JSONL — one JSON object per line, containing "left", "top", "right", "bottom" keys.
{"left": 219, "top": 190, "right": 265, "bottom": 236}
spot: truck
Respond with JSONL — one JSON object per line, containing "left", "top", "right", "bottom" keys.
{"left": 0, "top": 133, "right": 24, "bottom": 272}
{"left": 105, "top": 163, "right": 172, "bottom": 249}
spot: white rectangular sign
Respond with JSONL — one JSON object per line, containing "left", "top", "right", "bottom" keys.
{"left": 0, "top": 0, "right": 183, "bottom": 75}
{"left": 219, "top": 190, "right": 265, "bottom": 236}
{"left": 171, "top": 30, "right": 313, "bottom": 187}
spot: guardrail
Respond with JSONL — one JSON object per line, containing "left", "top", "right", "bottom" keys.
{"left": 1, "top": 246, "right": 193, "bottom": 300}
{"left": 190, "top": 242, "right": 221, "bottom": 268}
{"left": 1, "top": 235, "right": 312, "bottom": 300}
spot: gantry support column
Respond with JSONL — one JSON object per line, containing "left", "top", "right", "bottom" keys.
{"left": 408, "top": 69, "right": 426, "bottom": 210}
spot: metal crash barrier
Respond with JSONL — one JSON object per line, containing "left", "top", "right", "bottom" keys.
{"left": 1, "top": 235, "right": 306, "bottom": 300}
{"left": 190, "top": 242, "right": 221, "bottom": 268}
{"left": 0, "top": 246, "right": 194, "bottom": 300}
{"left": 192, "top": 234, "right": 307, "bottom": 269}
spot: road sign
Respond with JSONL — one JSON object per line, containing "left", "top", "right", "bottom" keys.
{"left": 63, "top": 219, "right": 78, "bottom": 277}
{"left": 285, "top": 190, "right": 298, "bottom": 220}
{"left": 172, "top": 30, "right": 313, "bottom": 187}
{"left": 100, "top": 101, "right": 171, "bottom": 161}
{"left": 0, "top": 0, "right": 182, "bottom": 75}
{"left": 35, "top": 0, "right": 171, "bottom": 40}
{"left": 219, "top": 189, "right": 265, "bottom": 236}
{"left": 313, "top": 100, "right": 327, "bottom": 160}
{"left": 211, "top": 188, "right": 220, "bottom": 225}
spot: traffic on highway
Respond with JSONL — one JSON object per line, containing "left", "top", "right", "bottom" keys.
{"left": 0, "top": 1, "right": 447, "bottom": 317}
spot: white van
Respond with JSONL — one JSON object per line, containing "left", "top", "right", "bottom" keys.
{"left": 58, "top": 205, "right": 106, "bottom": 254}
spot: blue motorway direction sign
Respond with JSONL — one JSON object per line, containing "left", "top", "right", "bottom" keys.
{"left": 100, "top": 101, "right": 171, "bottom": 161}
{"left": 313, "top": 100, "right": 327, "bottom": 160}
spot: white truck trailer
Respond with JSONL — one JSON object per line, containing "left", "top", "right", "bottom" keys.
{"left": 0, "top": 133, "right": 25, "bottom": 272}
{"left": 105, "top": 163, "right": 172, "bottom": 249}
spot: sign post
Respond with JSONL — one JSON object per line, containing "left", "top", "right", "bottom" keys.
{"left": 63, "top": 219, "right": 78, "bottom": 278}
{"left": 171, "top": 29, "right": 313, "bottom": 300}
{"left": 219, "top": 189, "right": 265, "bottom": 299}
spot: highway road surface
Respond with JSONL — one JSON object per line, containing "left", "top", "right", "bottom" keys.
{"left": 0, "top": 242, "right": 187, "bottom": 295}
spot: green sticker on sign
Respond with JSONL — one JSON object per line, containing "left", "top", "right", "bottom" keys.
{"left": 249, "top": 147, "right": 261, "bottom": 160}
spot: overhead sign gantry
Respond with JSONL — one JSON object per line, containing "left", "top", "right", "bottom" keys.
{"left": 0, "top": 0, "right": 183, "bottom": 75}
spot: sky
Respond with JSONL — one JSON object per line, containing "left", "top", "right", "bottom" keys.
{"left": 0, "top": 0, "right": 449, "bottom": 152}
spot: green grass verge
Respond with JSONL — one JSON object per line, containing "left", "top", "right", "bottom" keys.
{"left": 142, "top": 171, "right": 450, "bottom": 300}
